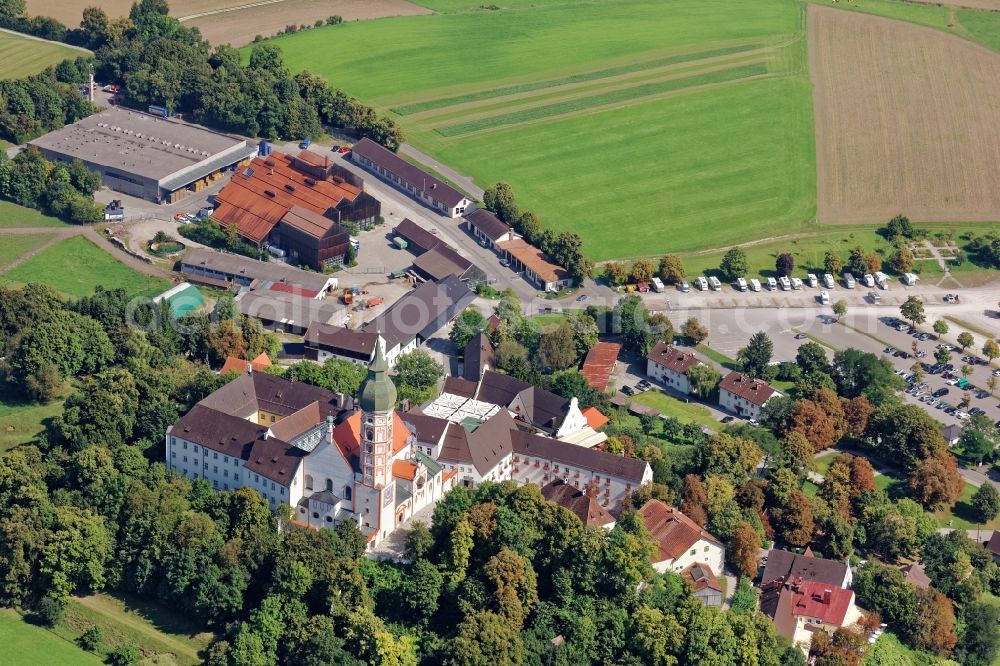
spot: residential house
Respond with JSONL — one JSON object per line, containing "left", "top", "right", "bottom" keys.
{"left": 987, "top": 532, "right": 1000, "bottom": 563}
{"left": 580, "top": 341, "right": 621, "bottom": 391}
{"left": 718, "top": 371, "right": 782, "bottom": 420}
{"left": 350, "top": 138, "right": 472, "bottom": 218}
{"left": 646, "top": 342, "right": 701, "bottom": 394}
{"left": 465, "top": 208, "right": 516, "bottom": 248}
{"left": 760, "top": 578, "right": 862, "bottom": 652}
{"left": 541, "top": 479, "right": 616, "bottom": 529}
{"left": 638, "top": 499, "right": 725, "bottom": 575}
{"left": 761, "top": 548, "right": 853, "bottom": 589}
{"left": 901, "top": 563, "right": 932, "bottom": 590}
{"left": 682, "top": 563, "right": 723, "bottom": 608}
{"left": 165, "top": 340, "right": 457, "bottom": 549}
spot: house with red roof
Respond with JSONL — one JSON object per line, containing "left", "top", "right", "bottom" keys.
{"left": 638, "top": 499, "right": 725, "bottom": 575}
{"left": 219, "top": 352, "right": 272, "bottom": 376}
{"left": 646, "top": 342, "right": 702, "bottom": 395}
{"left": 760, "top": 578, "right": 862, "bottom": 651}
{"left": 718, "top": 371, "right": 782, "bottom": 420}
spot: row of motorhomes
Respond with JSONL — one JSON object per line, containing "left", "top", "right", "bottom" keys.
{"left": 693, "top": 271, "right": 896, "bottom": 294}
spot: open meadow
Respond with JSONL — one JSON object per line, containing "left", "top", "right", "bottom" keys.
{"left": 809, "top": 5, "right": 1000, "bottom": 225}
{"left": 0, "top": 30, "right": 87, "bottom": 79}
{"left": 265, "top": 0, "right": 817, "bottom": 261}
{"left": 255, "top": 0, "right": 1000, "bottom": 261}
{"left": 0, "top": 609, "right": 102, "bottom": 666}
{"left": 0, "top": 235, "right": 169, "bottom": 298}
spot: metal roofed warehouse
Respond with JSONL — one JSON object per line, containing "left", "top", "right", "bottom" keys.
{"left": 29, "top": 107, "right": 258, "bottom": 203}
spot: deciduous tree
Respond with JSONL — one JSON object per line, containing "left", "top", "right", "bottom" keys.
{"left": 775, "top": 253, "right": 794, "bottom": 277}
{"left": 658, "top": 255, "right": 686, "bottom": 284}
{"left": 630, "top": 258, "right": 655, "bottom": 284}
{"left": 729, "top": 521, "right": 761, "bottom": 578}
{"left": 682, "top": 317, "right": 708, "bottom": 345}
{"left": 686, "top": 363, "right": 720, "bottom": 399}
{"left": 737, "top": 331, "right": 773, "bottom": 379}
{"left": 909, "top": 452, "right": 963, "bottom": 510}
{"left": 957, "top": 331, "right": 975, "bottom": 352}
{"left": 720, "top": 248, "right": 749, "bottom": 281}
{"left": 824, "top": 251, "right": 843, "bottom": 275}
{"left": 900, "top": 296, "right": 926, "bottom": 327}
{"left": 972, "top": 484, "right": 1000, "bottom": 523}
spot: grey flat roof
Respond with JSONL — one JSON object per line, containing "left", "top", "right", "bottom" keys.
{"left": 237, "top": 292, "right": 343, "bottom": 329}
{"left": 181, "top": 248, "right": 335, "bottom": 293}
{"left": 30, "top": 107, "right": 248, "bottom": 184}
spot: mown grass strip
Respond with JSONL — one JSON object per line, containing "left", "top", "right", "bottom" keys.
{"left": 436, "top": 61, "right": 769, "bottom": 136}
{"left": 393, "top": 43, "right": 765, "bottom": 115}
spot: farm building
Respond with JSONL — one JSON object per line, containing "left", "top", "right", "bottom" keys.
{"left": 350, "top": 138, "right": 472, "bottom": 217}
{"left": 152, "top": 282, "right": 205, "bottom": 318}
{"left": 30, "top": 107, "right": 257, "bottom": 203}
{"left": 180, "top": 247, "right": 337, "bottom": 295}
{"left": 212, "top": 150, "right": 380, "bottom": 270}
{"left": 496, "top": 237, "right": 573, "bottom": 292}
{"left": 390, "top": 218, "right": 486, "bottom": 283}
{"left": 236, "top": 291, "right": 346, "bottom": 335}
{"left": 303, "top": 323, "right": 379, "bottom": 365}
{"left": 361, "top": 275, "right": 476, "bottom": 367}
{"left": 580, "top": 341, "right": 621, "bottom": 390}
{"left": 465, "top": 208, "right": 516, "bottom": 248}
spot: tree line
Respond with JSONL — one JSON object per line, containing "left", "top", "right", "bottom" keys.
{"left": 0, "top": 146, "right": 105, "bottom": 224}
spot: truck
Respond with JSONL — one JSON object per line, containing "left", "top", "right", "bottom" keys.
{"left": 366, "top": 297, "right": 384, "bottom": 308}
{"left": 651, "top": 277, "right": 665, "bottom": 292}
{"left": 392, "top": 237, "right": 409, "bottom": 250}
{"left": 342, "top": 289, "right": 354, "bottom": 305}
{"left": 736, "top": 277, "right": 748, "bottom": 292}
{"left": 708, "top": 276, "right": 722, "bottom": 291}
{"left": 843, "top": 272, "right": 856, "bottom": 289}
{"left": 749, "top": 278, "right": 761, "bottom": 292}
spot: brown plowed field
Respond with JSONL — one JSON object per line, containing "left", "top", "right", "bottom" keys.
{"left": 25, "top": 0, "right": 429, "bottom": 43}
{"left": 809, "top": 4, "right": 1000, "bottom": 224}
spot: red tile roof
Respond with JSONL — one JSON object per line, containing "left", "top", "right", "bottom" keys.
{"left": 719, "top": 371, "right": 780, "bottom": 406}
{"left": 219, "top": 352, "right": 271, "bottom": 375}
{"left": 682, "top": 563, "right": 722, "bottom": 593}
{"left": 332, "top": 411, "right": 412, "bottom": 460}
{"left": 496, "top": 238, "right": 569, "bottom": 284}
{"left": 268, "top": 282, "right": 320, "bottom": 298}
{"left": 580, "top": 341, "right": 621, "bottom": 390}
{"left": 392, "top": 459, "right": 417, "bottom": 481}
{"left": 213, "top": 151, "right": 361, "bottom": 244}
{"left": 786, "top": 579, "right": 855, "bottom": 625}
{"left": 638, "top": 499, "right": 721, "bottom": 563}
{"left": 582, "top": 406, "right": 608, "bottom": 430}
{"left": 646, "top": 342, "right": 700, "bottom": 374}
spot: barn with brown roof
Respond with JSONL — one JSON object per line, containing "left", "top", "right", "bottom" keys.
{"left": 212, "top": 150, "right": 380, "bottom": 270}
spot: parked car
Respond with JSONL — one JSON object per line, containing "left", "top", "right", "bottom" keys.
{"left": 970, "top": 407, "right": 986, "bottom": 416}
{"left": 976, "top": 390, "right": 989, "bottom": 399}
{"left": 708, "top": 276, "right": 722, "bottom": 291}
{"left": 499, "top": 258, "right": 510, "bottom": 267}
{"left": 869, "top": 291, "right": 881, "bottom": 303}
{"left": 721, "top": 416, "right": 735, "bottom": 424}
{"left": 736, "top": 277, "right": 748, "bottom": 291}
{"left": 679, "top": 281, "right": 691, "bottom": 293}
{"left": 621, "top": 386, "right": 635, "bottom": 396}
{"left": 696, "top": 276, "right": 709, "bottom": 291}
{"left": 750, "top": 278, "right": 761, "bottom": 292}
{"left": 884, "top": 346, "right": 897, "bottom": 354}
{"left": 819, "top": 291, "right": 830, "bottom": 305}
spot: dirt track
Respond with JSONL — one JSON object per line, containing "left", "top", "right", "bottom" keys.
{"left": 904, "top": 0, "right": 1000, "bottom": 10}
{"left": 809, "top": 4, "right": 1000, "bottom": 224}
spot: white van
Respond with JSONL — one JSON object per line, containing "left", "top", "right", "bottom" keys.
{"left": 863, "top": 273, "right": 876, "bottom": 288}
{"left": 875, "top": 272, "right": 888, "bottom": 289}
{"left": 767, "top": 277, "right": 778, "bottom": 291}
{"left": 779, "top": 276, "right": 792, "bottom": 291}
{"left": 708, "top": 276, "right": 722, "bottom": 291}
{"left": 651, "top": 277, "right": 665, "bottom": 292}
{"left": 791, "top": 277, "right": 803, "bottom": 290}
{"left": 750, "top": 278, "right": 761, "bottom": 292}
{"left": 696, "top": 276, "right": 709, "bottom": 291}
{"left": 843, "top": 272, "right": 856, "bottom": 289}
{"left": 807, "top": 273, "right": 818, "bottom": 288}
{"left": 820, "top": 290, "right": 830, "bottom": 305}
{"left": 736, "top": 277, "right": 748, "bottom": 292}
{"left": 823, "top": 273, "right": 835, "bottom": 289}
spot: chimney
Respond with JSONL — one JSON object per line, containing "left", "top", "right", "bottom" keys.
{"left": 327, "top": 415, "right": 335, "bottom": 442}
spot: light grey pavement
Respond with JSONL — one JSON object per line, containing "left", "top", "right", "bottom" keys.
{"left": 397, "top": 143, "right": 485, "bottom": 200}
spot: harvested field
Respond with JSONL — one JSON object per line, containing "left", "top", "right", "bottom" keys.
{"left": 184, "top": 0, "right": 431, "bottom": 46}
{"left": 23, "top": 0, "right": 429, "bottom": 43}
{"left": 906, "top": 0, "right": 1000, "bottom": 10}
{"left": 809, "top": 4, "right": 1000, "bottom": 224}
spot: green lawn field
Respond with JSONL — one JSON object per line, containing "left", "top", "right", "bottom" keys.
{"left": 0, "top": 233, "right": 56, "bottom": 270}
{"left": 0, "top": 30, "right": 86, "bottom": 80}
{"left": 0, "top": 200, "right": 68, "bottom": 229}
{"left": 258, "top": 0, "right": 815, "bottom": 260}
{"left": 1, "top": 235, "right": 170, "bottom": 298}
{"left": 633, "top": 389, "right": 719, "bottom": 429}
{"left": 0, "top": 609, "right": 102, "bottom": 666}
{"left": 0, "top": 378, "right": 65, "bottom": 452}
